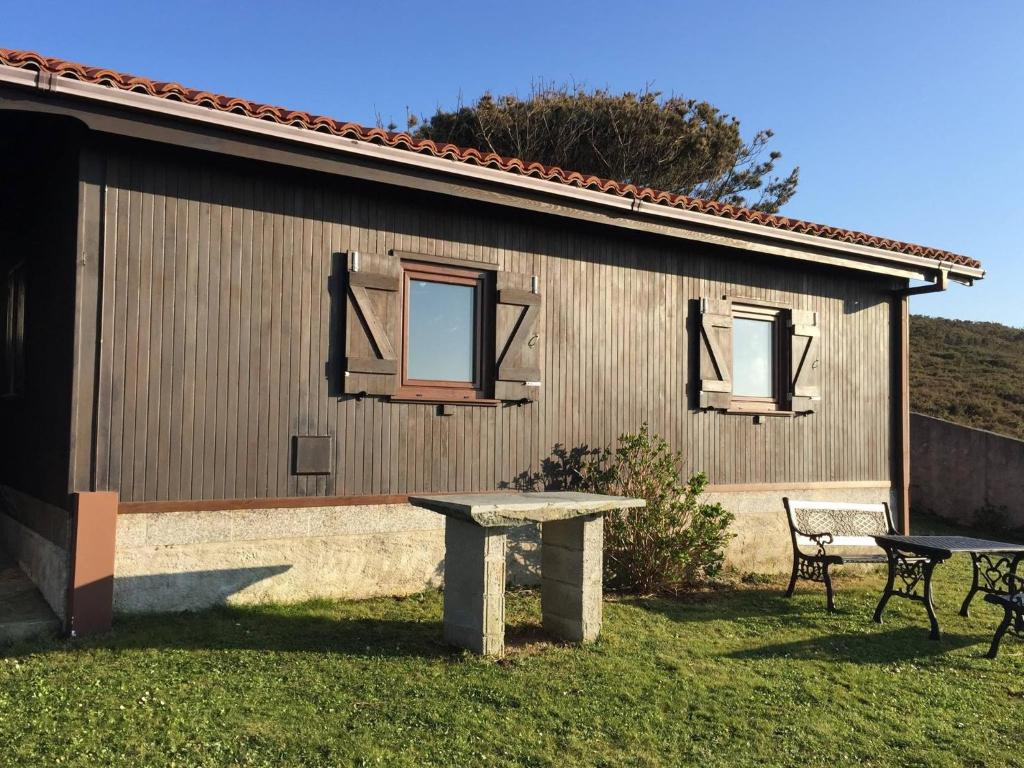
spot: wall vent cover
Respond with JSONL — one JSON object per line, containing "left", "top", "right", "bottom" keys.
{"left": 293, "top": 435, "right": 332, "bottom": 475}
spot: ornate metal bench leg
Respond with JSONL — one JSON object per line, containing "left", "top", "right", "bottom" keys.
{"left": 785, "top": 554, "right": 799, "bottom": 598}
{"left": 923, "top": 560, "right": 941, "bottom": 641}
{"left": 987, "top": 608, "right": 1014, "bottom": 659}
{"left": 823, "top": 563, "right": 837, "bottom": 613}
{"left": 960, "top": 553, "right": 981, "bottom": 618}
{"left": 873, "top": 546, "right": 897, "bottom": 624}
{"left": 1011, "top": 556, "right": 1023, "bottom": 635}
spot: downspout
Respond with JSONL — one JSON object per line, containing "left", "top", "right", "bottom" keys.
{"left": 893, "top": 268, "right": 951, "bottom": 532}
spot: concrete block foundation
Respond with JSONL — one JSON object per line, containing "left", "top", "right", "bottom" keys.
{"left": 114, "top": 503, "right": 539, "bottom": 613}
{"left": 109, "top": 485, "right": 896, "bottom": 613}
{"left": 541, "top": 515, "right": 603, "bottom": 643}
{"left": 442, "top": 519, "right": 507, "bottom": 655}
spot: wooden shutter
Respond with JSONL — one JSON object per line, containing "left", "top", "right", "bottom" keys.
{"left": 343, "top": 251, "right": 400, "bottom": 396}
{"left": 789, "top": 308, "right": 821, "bottom": 413}
{"left": 494, "top": 272, "right": 541, "bottom": 402}
{"left": 699, "top": 297, "right": 732, "bottom": 410}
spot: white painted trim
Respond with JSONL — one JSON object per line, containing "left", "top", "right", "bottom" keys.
{"left": 785, "top": 499, "right": 889, "bottom": 512}
{"left": 795, "top": 534, "right": 880, "bottom": 548}
{"left": 707, "top": 481, "right": 891, "bottom": 493}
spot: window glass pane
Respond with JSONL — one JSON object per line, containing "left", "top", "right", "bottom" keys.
{"left": 733, "top": 317, "right": 774, "bottom": 397}
{"left": 407, "top": 279, "right": 476, "bottom": 382}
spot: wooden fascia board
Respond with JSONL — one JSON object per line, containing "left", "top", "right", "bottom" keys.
{"left": 67, "top": 147, "right": 105, "bottom": 494}
{"left": 0, "top": 72, "right": 981, "bottom": 284}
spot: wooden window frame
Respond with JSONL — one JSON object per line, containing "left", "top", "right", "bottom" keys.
{"left": 729, "top": 303, "right": 786, "bottom": 413}
{"left": 1, "top": 261, "right": 26, "bottom": 399}
{"left": 396, "top": 260, "right": 493, "bottom": 403}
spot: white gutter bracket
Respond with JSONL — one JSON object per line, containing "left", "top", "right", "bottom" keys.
{"left": 900, "top": 267, "right": 949, "bottom": 297}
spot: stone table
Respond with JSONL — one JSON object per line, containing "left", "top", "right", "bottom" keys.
{"left": 409, "top": 491, "right": 646, "bottom": 655}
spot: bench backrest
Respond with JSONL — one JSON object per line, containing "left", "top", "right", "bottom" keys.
{"left": 783, "top": 498, "right": 896, "bottom": 548}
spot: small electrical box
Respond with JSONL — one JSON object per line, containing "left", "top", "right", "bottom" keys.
{"left": 293, "top": 435, "right": 332, "bottom": 475}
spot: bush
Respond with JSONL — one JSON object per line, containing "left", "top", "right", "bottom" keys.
{"left": 576, "top": 425, "right": 734, "bottom": 594}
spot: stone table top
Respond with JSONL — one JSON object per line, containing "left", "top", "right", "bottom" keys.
{"left": 408, "top": 491, "right": 646, "bottom": 528}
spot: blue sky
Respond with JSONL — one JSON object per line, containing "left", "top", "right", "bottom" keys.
{"left": 6, "top": 1, "right": 1023, "bottom": 326}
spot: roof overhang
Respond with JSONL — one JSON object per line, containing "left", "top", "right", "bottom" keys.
{"left": 0, "top": 64, "right": 984, "bottom": 285}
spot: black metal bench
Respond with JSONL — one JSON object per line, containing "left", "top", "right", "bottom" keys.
{"left": 986, "top": 574, "right": 1024, "bottom": 658}
{"left": 783, "top": 498, "right": 919, "bottom": 612}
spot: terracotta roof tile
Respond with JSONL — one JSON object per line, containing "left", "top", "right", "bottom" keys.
{"left": 0, "top": 48, "right": 982, "bottom": 271}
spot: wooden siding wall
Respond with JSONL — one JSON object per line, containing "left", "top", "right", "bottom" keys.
{"left": 89, "top": 142, "right": 897, "bottom": 503}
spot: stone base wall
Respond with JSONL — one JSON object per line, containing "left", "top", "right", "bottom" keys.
{"left": 114, "top": 504, "right": 540, "bottom": 613}
{"left": 113, "top": 485, "right": 895, "bottom": 612}
{"left": 0, "top": 489, "right": 70, "bottom": 622}
{"left": 712, "top": 485, "right": 897, "bottom": 574}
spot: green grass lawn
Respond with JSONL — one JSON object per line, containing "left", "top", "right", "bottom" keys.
{"left": 2, "top": 534, "right": 1023, "bottom": 767}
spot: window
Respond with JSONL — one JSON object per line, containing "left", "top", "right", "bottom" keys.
{"left": 730, "top": 303, "right": 783, "bottom": 412}
{"left": 1, "top": 262, "right": 26, "bottom": 398}
{"left": 398, "top": 260, "right": 490, "bottom": 401}
{"left": 699, "top": 296, "right": 820, "bottom": 415}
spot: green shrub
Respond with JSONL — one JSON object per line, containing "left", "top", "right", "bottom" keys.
{"left": 577, "top": 425, "right": 734, "bottom": 594}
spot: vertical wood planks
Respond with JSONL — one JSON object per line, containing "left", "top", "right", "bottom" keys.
{"left": 92, "top": 146, "right": 896, "bottom": 502}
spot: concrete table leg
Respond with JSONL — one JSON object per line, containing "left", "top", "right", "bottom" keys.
{"left": 442, "top": 518, "right": 508, "bottom": 655}
{"left": 541, "top": 514, "right": 603, "bottom": 643}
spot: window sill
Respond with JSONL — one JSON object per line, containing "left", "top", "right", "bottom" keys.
{"left": 389, "top": 397, "right": 501, "bottom": 407}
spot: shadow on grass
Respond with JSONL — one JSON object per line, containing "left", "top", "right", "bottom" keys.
{"left": 619, "top": 587, "right": 826, "bottom": 627}
{"left": 4, "top": 575, "right": 998, "bottom": 662}
{"left": 725, "top": 626, "right": 982, "bottom": 663}
{"left": 625, "top": 585, "right": 998, "bottom": 662}
{"left": 1, "top": 597, "right": 572, "bottom": 661}
{"left": 1, "top": 604, "right": 459, "bottom": 661}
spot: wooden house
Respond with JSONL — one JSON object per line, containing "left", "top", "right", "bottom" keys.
{"left": 0, "top": 50, "right": 983, "bottom": 634}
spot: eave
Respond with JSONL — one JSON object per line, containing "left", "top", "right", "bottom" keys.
{"left": 0, "top": 65, "right": 984, "bottom": 285}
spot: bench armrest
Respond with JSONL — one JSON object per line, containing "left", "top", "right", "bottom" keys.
{"left": 1008, "top": 574, "right": 1024, "bottom": 600}
{"left": 803, "top": 531, "right": 834, "bottom": 558}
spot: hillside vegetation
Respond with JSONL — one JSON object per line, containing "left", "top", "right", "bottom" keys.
{"left": 910, "top": 315, "right": 1024, "bottom": 440}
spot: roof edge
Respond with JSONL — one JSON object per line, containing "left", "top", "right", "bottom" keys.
{"left": 0, "top": 48, "right": 985, "bottom": 280}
